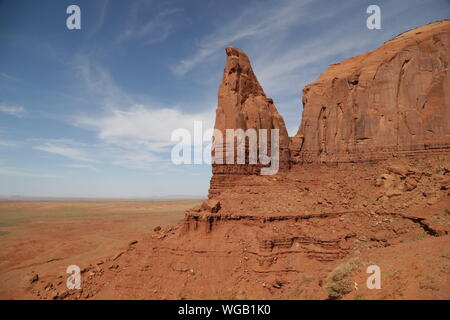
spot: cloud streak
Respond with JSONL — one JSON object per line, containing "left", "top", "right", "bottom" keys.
{"left": 75, "top": 105, "right": 213, "bottom": 153}
{"left": 0, "top": 72, "right": 20, "bottom": 82}
{"left": 66, "top": 163, "right": 99, "bottom": 171}
{"left": 117, "top": 4, "right": 183, "bottom": 45}
{"left": 34, "top": 140, "right": 96, "bottom": 163}
{"left": 0, "top": 140, "right": 17, "bottom": 147}
{"left": 70, "top": 55, "right": 214, "bottom": 169}
{"left": 0, "top": 104, "right": 25, "bottom": 117}
{"left": 0, "top": 164, "right": 62, "bottom": 178}
{"left": 170, "top": 0, "right": 314, "bottom": 76}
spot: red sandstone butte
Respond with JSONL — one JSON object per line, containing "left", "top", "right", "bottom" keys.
{"left": 209, "top": 46, "right": 291, "bottom": 196}
{"left": 292, "top": 20, "right": 450, "bottom": 164}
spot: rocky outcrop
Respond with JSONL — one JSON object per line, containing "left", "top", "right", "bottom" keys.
{"left": 99, "top": 21, "right": 450, "bottom": 300}
{"left": 209, "top": 46, "right": 290, "bottom": 197}
{"left": 210, "top": 21, "right": 450, "bottom": 199}
{"left": 293, "top": 20, "right": 450, "bottom": 163}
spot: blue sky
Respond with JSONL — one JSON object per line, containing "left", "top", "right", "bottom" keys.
{"left": 0, "top": 0, "right": 448, "bottom": 198}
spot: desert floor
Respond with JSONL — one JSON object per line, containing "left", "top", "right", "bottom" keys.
{"left": 0, "top": 199, "right": 202, "bottom": 299}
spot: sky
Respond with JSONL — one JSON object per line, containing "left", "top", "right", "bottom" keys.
{"left": 0, "top": 0, "right": 449, "bottom": 198}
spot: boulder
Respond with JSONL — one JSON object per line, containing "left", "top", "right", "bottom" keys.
{"left": 201, "top": 199, "right": 221, "bottom": 213}
{"left": 30, "top": 274, "right": 39, "bottom": 284}
{"left": 375, "top": 174, "right": 396, "bottom": 188}
{"left": 404, "top": 177, "right": 418, "bottom": 191}
{"left": 387, "top": 165, "right": 414, "bottom": 177}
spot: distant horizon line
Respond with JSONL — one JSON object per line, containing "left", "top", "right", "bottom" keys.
{"left": 0, "top": 195, "right": 206, "bottom": 201}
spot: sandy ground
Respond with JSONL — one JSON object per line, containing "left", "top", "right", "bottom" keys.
{"left": 0, "top": 200, "right": 202, "bottom": 299}
{"left": 1, "top": 157, "right": 449, "bottom": 300}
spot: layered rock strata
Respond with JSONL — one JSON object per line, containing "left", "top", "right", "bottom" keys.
{"left": 293, "top": 20, "right": 450, "bottom": 164}
{"left": 209, "top": 46, "right": 291, "bottom": 197}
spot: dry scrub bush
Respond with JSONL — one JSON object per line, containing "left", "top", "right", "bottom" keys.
{"left": 326, "top": 258, "right": 360, "bottom": 299}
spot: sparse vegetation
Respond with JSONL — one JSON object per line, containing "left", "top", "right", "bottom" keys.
{"left": 440, "top": 265, "right": 450, "bottom": 274}
{"left": 326, "top": 258, "right": 360, "bottom": 299}
{"left": 419, "top": 275, "right": 440, "bottom": 291}
{"left": 435, "top": 166, "right": 448, "bottom": 175}
{"left": 354, "top": 292, "right": 364, "bottom": 300}
{"left": 301, "top": 273, "right": 314, "bottom": 284}
{"left": 419, "top": 282, "right": 439, "bottom": 291}
{"left": 440, "top": 252, "right": 450, "bottom": 260}
{"left": 414, "top": 232, "right": 426, "bottom": 241}
{"left": 291, "top": 288, "right": 304, "bottom": 297}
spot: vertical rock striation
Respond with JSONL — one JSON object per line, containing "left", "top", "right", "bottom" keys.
{"left": 209, "top": 46, "right": 291, "bottom": 197}
{"left": 293, "top": 20, "right": 450, "bottom": 163}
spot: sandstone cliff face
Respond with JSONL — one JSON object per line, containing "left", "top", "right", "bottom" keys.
{"left": 210, "top": 21, "right": 450, "bottom": 196}
{"left": 293, "top": 20, "right": 450, "bottom": 163}
{"left": 210, "top": 46, "right": 290, "bottom": 196}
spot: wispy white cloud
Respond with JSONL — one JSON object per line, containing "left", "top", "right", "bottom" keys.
{"left": 75, "top": 105, "right": 213, "bottom": 153}
{"left": 72, "top": 55, "right": 133, "bottom": 109}
{"left": 87, "top": 0, "right": 111, "bottom": 38}
{"left": 34, "top": 139, "right": 96, "bottom": 163}
{"left": 0, "top": 72, "right": 20, "bottom": 82}
{"left": 170, "top": 0, "right": 313, "bottom": 76}
{"left": 0, "top": 104, "right": 26, "bottom": 117}
{"left": 0, "top": 128, "right": 18, "bottom": 147}
{"left": 73, "top": 102, "right": 214, "bottom": 170}
{"left": 117, "top": 4, "right": 183, "bottom": 44}
{"left": 0, "top": 139, "right": 18, "bottom": 148}
{"left": 112, "top": 152, "right": 164, "bottom": 170}
{"left": 70, "top": 55, "right": 214, "bottom": 169}
{"left": 0, "top": 163, "right": 62, "bottom": 178}
{"left": 65, "top": 163, "right": 99, "bottom": 171}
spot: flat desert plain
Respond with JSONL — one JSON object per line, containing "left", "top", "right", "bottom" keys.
{"left": 0, "top": 199, "right": 201, "bottom": 299}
